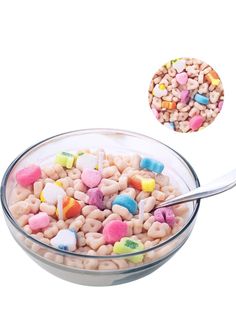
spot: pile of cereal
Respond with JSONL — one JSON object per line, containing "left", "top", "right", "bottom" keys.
{"left": 9, "top": 150, "right": 189, "bottom": 267}
{"left": 149, "top": 58, "right": 224, "bottom": 132}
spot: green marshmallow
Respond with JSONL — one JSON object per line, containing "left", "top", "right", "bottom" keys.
{"left": 113, "top": 237, "right": 144, "bottom": 263}
{"left": 55, "top": 152, "right": 75, "bottom": 169}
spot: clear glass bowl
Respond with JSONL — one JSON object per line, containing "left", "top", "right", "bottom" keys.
{"left": 1, "top": 129, "right": 200, "bottom": 286}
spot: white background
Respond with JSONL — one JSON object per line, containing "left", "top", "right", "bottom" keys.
{"left": 0, "top": 1, "right": 235, "bottom": 314}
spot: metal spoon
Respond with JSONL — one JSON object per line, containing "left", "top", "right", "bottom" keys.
{"left": 156, "top": 168, "right": 236, "bottom": 208}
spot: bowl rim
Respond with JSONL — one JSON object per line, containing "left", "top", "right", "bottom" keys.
{"left": 1, "top": 128, "right": 200, "bottom": 259}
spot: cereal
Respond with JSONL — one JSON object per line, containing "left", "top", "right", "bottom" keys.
{"left": 145, "top": 216, "right": 157, "bottom": 231}
{"left": 87, "top": 209, "right": 105, "bottom": 221}
{"left": 147, "top": 221, "right": 171, "bottom": 238}
{"left": 25, "top": 194, "right": 41, "bottom": 213}
{"left": 99, "top": 179, "right": 119, "bottom": 195}
{"left": 102, "top": 213, "right": 122, "bottom": 226}
{"left": 112, "top": 204, "right": 133, "bottom": 220}
{"left": 33, "top": 180, "right": 44, "bottom": 198}
{"left": 81, "top": 218, "right": 102, "bottom": 233}
{"left": 141, "top": 196, "right": 156, "bottom": 212}
{"left": 9, "top": 149, "right": 190, "bottom": 270}
{"left": 97, "top": 244, "right": 113, "bottom": 255}
{"left": 85, "top": 232, "right": 105, "bottom": 250}
{"left": 120, "top": 187, "right": 136, "bottom": 199}
{"left": 149, "top": 57, "right": 224, "bottom": 132}
{"left": 69, "top": 218, "right": 84, "bottom": 232}
{"left": 43, "top": 224, "right": 59, "bottom": 239}
{"left": 17, "top": 214, "right": 31, "bottom": 227}
{"left": 82, "top": 205, "right": 97, "bottom": 217}
{"left": 10, "top": 201, "right": 31, "bottom": 219}
{"left": 74, "top": 190, "right": 89, "bottom": 203}
{"left": 67, "top": 168, "right": 81, "bottom": 180}
{"left": 10, "top": 186, "right": 32, "bottom": 204}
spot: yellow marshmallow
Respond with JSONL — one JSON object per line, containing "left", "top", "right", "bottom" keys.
{"left": 141, "top": 178, "right": 155, "bottom": 192}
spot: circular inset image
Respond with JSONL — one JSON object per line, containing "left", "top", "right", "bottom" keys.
{"left": 148, "top": 58, "right": 224, "bottom": 132}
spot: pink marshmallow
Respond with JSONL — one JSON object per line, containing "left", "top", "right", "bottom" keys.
{"left": 16, "top": 164, "right": 41, "bottom": 187}
{"left": 152, "top": 107, "right": 159, "bottom": 119}
{"left": 176, "top": 72, "right": 188, "bottom": 85}
{"left": 180, "top": 90, "right": 190, "bottom": 104}
{"left": 81, "top": 169, "right": 102, "bottom": 188}
{"left": 103, "top": 220, "right": 128, "bottom": 244}
{"left": 28, "top": 212, "right": 50, "bottom": 230}
{"left": 218, "top": 101, "right": 223, "bottom": 111}
{"left": 87, "top": 188, "right": 104, "bottom": 209}
{"left": 154, "top": 207, "right": 175, "bottom": 228}
{"left": 189, "top": 115, "right": 204, "bottom": 131}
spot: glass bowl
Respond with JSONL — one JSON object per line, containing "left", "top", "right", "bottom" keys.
{"left": 0, "top": 129, "right": 200, "bottom": 286}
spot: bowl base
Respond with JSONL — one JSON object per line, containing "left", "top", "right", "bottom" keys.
{"left": 29, "top": 254, "right": 173, "bottom": 286}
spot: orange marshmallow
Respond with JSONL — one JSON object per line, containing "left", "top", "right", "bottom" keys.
{"left": 161, "top": 101, "right": 176, "bottom": 110}
{"left": 56, "top": 196, "right": 82, "bottom": 220}
{"left": 205, "top": 70, "right": 220, "bottom": 86}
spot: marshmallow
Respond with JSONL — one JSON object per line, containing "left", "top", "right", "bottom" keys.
{"left": 55, "top": 152, "right": 75, "bottom": 169}
{"left": 153, "top": 83, "right": 168, "bottom": 98}
{"left": 154, "top": 207, "right": 176, "bottom": 228}
{"left": 16, "top": 165, "right": 41, "bottom": 187}
{"left": 103, "top": 220, "right": 128, "bottom": 244}
{"left": 140, "top": 157, "right": 164, "bottom": 174}
{"left": 180, "top": 90, "right": 190, "bottom": 104}
{"left": 128, "top": 175, "right": 155, "bottom": 192}
{"left": 176, "top": 72, "right": 188, "bottom": 85}
{"left": 40, "top": 183, "right": 66, "bottom": 205}
{"left": 112, "top": 195, "right": 137, "bottom": 215}
{"left": 113, "top": 237, "right": 144, "bottom": 263}
{"left": 205, "top": 70, "right": 220, "bottom": 86}
{"left": 50, "top": 229, "right": 77, "bottom": 251}
{"left": 161, "top": 101, "right": 176, "bottom": 110}
{"left": 76, "top": 153, "right": 97, "bottom": 171}
{"left": 81, "top": 169, "right": 102, "bottom": 188}
{"left": 172, "top": 59, "right": 186, "bottom": 73}
{"left": 87, "top": 188, "right": 104, "bottom": 209}
{"left": 56, "top": 196, "right": 82, "bottom": 220}
{"left": 194, "top": 93, "right": 209, "bottom": 105}
{"left": 28, "top": 212, "right": 50, "bottom": 230}
{"left": 189, "top": 115, "right": 204, "bottom": 131}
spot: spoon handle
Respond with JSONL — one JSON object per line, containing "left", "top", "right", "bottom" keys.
{"left": 157, "top": 168, "right": 236, "bottom": 208}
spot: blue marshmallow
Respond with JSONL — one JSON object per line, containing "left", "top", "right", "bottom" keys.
{"left": 140, "top": 157, "right": 164, "bottom": 174}
{"left": 112, "top": 195, "right": 138, "bottom": 215}
{"left": 194, "top": 93, "right": 209, "bottom": 105}
{"left": 164, "top": 122, "right": 175, "bottom": 130}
